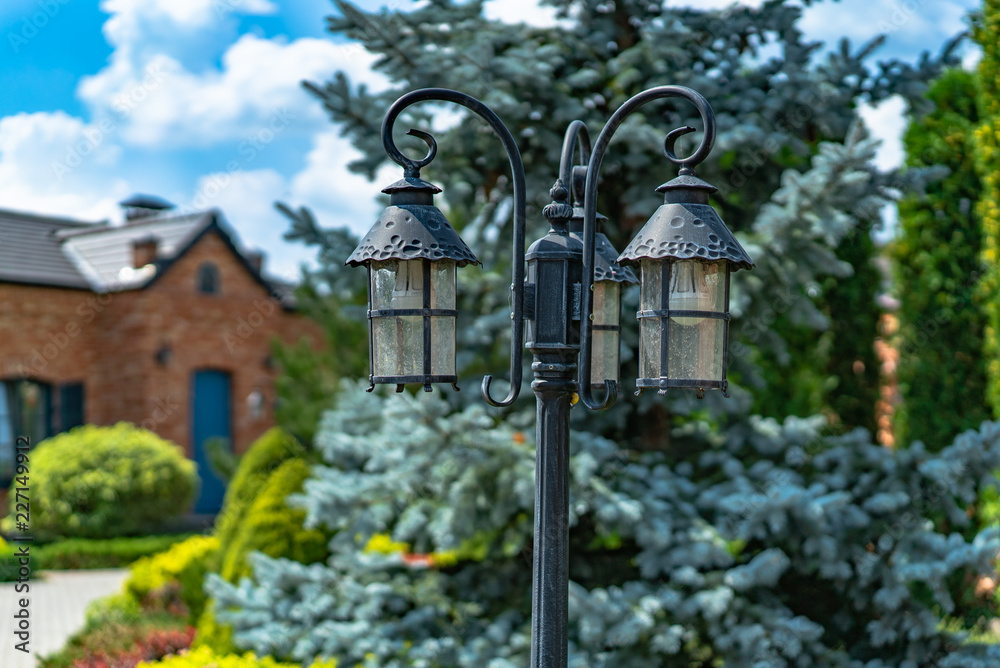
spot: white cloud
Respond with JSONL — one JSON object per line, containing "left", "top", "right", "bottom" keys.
{"left": 799, "top": 0, "right": 970, "bottom": 51}
{"left": 483, "top": 0, "right": 565, "bottom": 27}
{"left": 101, "top": 0, "right": 277, "bottom": 43}
{"left": 81, "top": 0, "right": 389, "bottom": 148}
{"left": 81, "top": 35, "right": 385, "bottom": 146}
{"left": 0, "top": 112, "right": 128, "bottom": 221}
{"left": 289, "top": 128, "right": 399, "bottom": 238}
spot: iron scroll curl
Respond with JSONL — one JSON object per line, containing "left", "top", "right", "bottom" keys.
{"left": 578, "top": 85, "right": 717, "bottom": 410}
{"left": 380, "top": 88, "right": 527, "bottom": 407}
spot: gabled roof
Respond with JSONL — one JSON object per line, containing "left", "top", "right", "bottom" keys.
{"left": 58, "top": 211, "right": 214, "bottom": 290}
{"left": 0, "top": 210, "right": 97, "bottom": 289}
{"left": 0, "top": 206, "right": 291, "bottom": 305}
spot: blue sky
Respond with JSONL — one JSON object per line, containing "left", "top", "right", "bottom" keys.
{"left": 0, "top": 0, "right": 981, "bottom": 279}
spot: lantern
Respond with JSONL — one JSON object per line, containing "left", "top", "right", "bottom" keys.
{"left": 347, "top": 176, "right": 478, "bottom": 392}
{"left": 617, "top": 172, "right": 753, "bottom": 396}
{"left": 568, "top": 204, "right": 637, "bottom": 389}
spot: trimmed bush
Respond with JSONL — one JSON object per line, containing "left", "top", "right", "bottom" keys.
{"left": 213, "top": 428, "right": 306, "bottom": 557}
{"left": 0, "top": 536, "right": 38, "bottom": 582}
{"left": 38, "top": 612, "right": 191, "bottom": 668}
{"left": 126, "top": 535, "right": 219, "bottom": 624}
{"left": 83, "top": 592, "right": 143, "bottom": 629}
{"left": 193, "top": 606, "right": 237, "bottom": 656}
{"left": 219, "top": 458, "right": 329, "bottom": 582}
{"left": 137, "top": 646, "right": 336, "bottom": 667}
{"left": 9, "top": 423, "right": 196, "bottom": 539}
{"left": 34, "top": 534, "right": 195, "bottom": 570}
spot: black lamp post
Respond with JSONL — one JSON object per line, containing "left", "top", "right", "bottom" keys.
{"left": 347, "top": 86, "right": 753, "bottom": 668}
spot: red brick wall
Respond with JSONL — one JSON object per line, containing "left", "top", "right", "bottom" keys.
{"left": 0, "top": 229, "right": 322, "bottom": 457}
{"left": 0, "top": 284, "right": 102, "bottom": 392}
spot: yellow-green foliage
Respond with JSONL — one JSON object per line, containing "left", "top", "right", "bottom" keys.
{"left": 219, "top": 459, "right": 329, "bottom": 582}
{"left": 126, "top": 535, "right": 219, "bottom": 623}
{"left": 137, "top": 646, "right": 336, "bottom": 667}
{"left": 193, "top": 605, "right": 236, "bottom": 655}
{"left": 214, "top": 428, "right": 306, "bottom": 557}
{"left": 976, "top": 0, "right": 1000, "bottom": 416}
{"left": 7, "top": 423, "right": 196, "bottom": 539}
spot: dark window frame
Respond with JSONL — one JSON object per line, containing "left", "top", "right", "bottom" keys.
{"left": 198, "top": 262, "right": 220, "bottom": 295}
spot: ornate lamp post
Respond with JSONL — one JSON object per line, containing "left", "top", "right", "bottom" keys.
{"left": 347, "top": 86, "right": 753, "bottom": 668}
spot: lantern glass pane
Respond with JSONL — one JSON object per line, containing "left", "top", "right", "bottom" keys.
{"left": 591, "top": 329, "right": 620, "bottom": 386}
{"left": 591, "top": 282, "right": 621, "bottom": 386}
{"left": 593, "top": 282, "right": 620, "bottom": 327}
{"left": 372, "top": 316, "right": 423, "bottom": 376}
{"left": 430, "top": 261, "right": 455, "bottom": 309}
{"left": 430, "top": 317, "right": 456, "bottom": 375}
{"left": 430, "top": 261, "right": 456, "bottom": 376}
{"left": 667, "top": 260, "right": 724, "bottom": 323}
{"left": 639, "top": 317, "right": 661, "bottom": 380}
{"left": 639, "top": 259, "right": 662, "bottom": 311}
{"left": 370, "top": 260, "right": 427, "bottom": 378}
{"left": 638, "top": 260, "right": 663, "bottom": 380}
{"left": 666, "top": 317, "right": 725, "bottom": 380}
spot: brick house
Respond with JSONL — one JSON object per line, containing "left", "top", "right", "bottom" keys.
{"left": 0, "top": 196, "right": 322, "bottom": 512}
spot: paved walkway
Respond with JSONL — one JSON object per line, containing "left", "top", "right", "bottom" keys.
{"left": 0, "top": 568, "right": 128, "bottom": 667}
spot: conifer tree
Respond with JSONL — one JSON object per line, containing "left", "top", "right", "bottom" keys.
{"left": 283, "top": 0, "right": 959, "bottom": 441}
{"left": 893, "top": 69, "right": 989, "bottom": 448}
{"left": 974, "top": 0, "right": 1000, "bottom": 417}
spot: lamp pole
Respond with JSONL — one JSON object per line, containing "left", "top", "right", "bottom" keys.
{"left": 347, "top": 86, "right": 753, "bottom": 668}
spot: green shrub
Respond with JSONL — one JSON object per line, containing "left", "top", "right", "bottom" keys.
{"left": 126, "top": 535, "right": 219, "bottom": 624}
{"left": 7, "top": 423, "right": 196, "bottom": 539}
{"left": 193, "top": 605, "right": 237, "bottom": 655}
{"left": 82, "top": 592, "right": 143, "bottom": 630}
{"left": 206, "top": 437, "right": 240, "bottom": 482}
{"left": 213, "top": 428, "right": 306, "bottom": 558}
{"left": 34, "top": 534, "right": 195, "bottom": 570}
{"left": 0, "top": 536, "right": 38, "bottom": 582}
{"left": 219, "top": 458, "right": 329, "bottom": 582}
{"left": 137, "top": 645, "right": 336, "bottom": 667}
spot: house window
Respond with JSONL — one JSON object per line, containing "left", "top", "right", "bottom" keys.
{"left": 0, "top": 380, "right": 52, "bottom": 484}
{"left": 198, "top": 262, "right": 220, "bottom": 294}
{"left": 60, "top": 383, "right": 85, "bottom": 432}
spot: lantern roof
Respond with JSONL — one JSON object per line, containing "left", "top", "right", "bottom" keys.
{"left": 617, "top": 174, "right": 754, "bottom": 270}
{"left": 346, "top": 178, "right": 479, "bottom": 267}
{"left": 568, "top": 208, "right": 638, "bottom": 284}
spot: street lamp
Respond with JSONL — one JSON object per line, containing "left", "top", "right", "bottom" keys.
{"left": 348, "top": 86, "right": 753, "bottom": 668}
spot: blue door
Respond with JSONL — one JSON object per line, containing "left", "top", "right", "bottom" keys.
{"left": 192, "top": 370, "right": 231, "bottom": 513}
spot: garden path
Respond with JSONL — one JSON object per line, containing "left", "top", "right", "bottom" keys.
{"left": 0, "top": 568, "right": 128, "bottom": 667}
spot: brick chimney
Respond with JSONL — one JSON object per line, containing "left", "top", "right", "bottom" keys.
{"left": 246, "top": 250, "right": 264, "bottom": 274}
{"left": 132, "top": 236, "right": 159, "bottom": 268}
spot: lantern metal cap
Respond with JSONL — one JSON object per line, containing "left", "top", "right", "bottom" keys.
{"left": 617, "top": 174, "right": 753, "bottom": 271}
{"left": 569, "top": 208, "right": 637, "bottom": 284}
{"left": 380, "top": 176, "right": 443, "bottom": 195}
{"left": 346, "top": 178, "right": 479, "bottom": 267}
{"left": 654, "top": 172, "right": 718, "bottom": 196}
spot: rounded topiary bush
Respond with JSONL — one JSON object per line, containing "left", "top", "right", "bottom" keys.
{"left": 17, "top": 423, "right": 197, "bottom": 539}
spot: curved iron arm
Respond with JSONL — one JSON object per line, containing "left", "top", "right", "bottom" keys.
{"left": 578, "top": 86, "right": 716, "bottom": 410}
{"left": 381, "top": 88, "right": 526, "bottom": 407}
{"left": 557, "top": 120, "right": 591, "bottom": 201}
